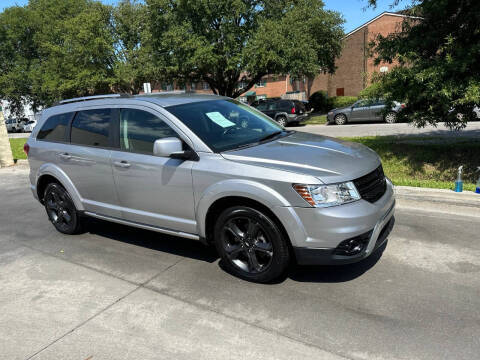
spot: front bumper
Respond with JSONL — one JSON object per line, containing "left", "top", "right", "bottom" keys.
{"left": 294, "top": 210, "right": 395, "bottom": 266}
{"left": 273, "top": 179, "right": 395, "bottom": 265}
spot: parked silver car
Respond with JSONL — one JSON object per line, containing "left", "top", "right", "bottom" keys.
{"left": 327, "top": 99, "right": 405, "bottom": 125}
{"left": 26, "top": 94, "right": 395, "bottom": 282}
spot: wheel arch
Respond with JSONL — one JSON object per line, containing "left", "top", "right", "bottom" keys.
{"left": 35, "top": 164, "right": 84, "bottom": 210}
{"left": 196, "top": 180, "right": 297, "bottom": 245}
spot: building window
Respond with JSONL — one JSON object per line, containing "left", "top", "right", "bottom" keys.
{"left": 238, "top": 81, "right": 247, "bottom": 89}
{"left": 336, "top": 88, "right": 345, "bottom": 96}
{"left": 238, "top": 96, "right": 247, "bottom": 103}
{"left": 191, "top": 82, "right": 196, "bottom": 91}
{"left": 255, "top": 79, "right": 266, "bottom": 88}
{"left": 202, "top": 82, "right": 209, "bottom": 90}
{"left": 256, "top": 94, "right": 267, "bottom": 100}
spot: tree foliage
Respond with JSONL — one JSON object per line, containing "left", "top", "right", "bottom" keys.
{"left": 146, "top": 0, "right": 344, "bottom": 97}
{"left": 367, "top": 0, "right": 480, "bottom": 128}
{"left": 112, "top": 0, "right": 156, "bottom": 94}
{"left": 0, "top": 0, "right": 115, "bottom": 114}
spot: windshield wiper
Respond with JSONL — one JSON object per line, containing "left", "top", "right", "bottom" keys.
{"left": 258, "top": 131, "right": 284, "bottom": 143}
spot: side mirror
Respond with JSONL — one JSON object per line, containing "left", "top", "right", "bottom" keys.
{"left": 153, "top": 137, "right": 199, "bottom": 161}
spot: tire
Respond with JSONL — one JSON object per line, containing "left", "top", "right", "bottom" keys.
{"left": 44, "top": 183, "right": 83, "bottom": 235}
{"left": 213, "top": 206, "right": 290, "bottom": 283}
{"left": 276, "top": 116, "right": 288, "bottom": 127}
{"left": 334, "top": 114, "right": 347, "bottom": 125}
{"left": 385, "top": 112, "right": 397, "bottom": 124}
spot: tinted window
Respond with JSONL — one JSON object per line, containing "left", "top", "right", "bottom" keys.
{"left": 71, "top": 109, "right": 111, "bottom": 147}
{"left": 255, "top": 101, "right": 270, "bottom": 111}
{"left": 37, "top": 112, "right": 73, "bottom": 142}
{"left": 120, "top": 109, "right": 177, "bottom": 154}
{"left": 277, "top": 100, "right": 292, "bottom": 109}
{"left": 167, "top": 99, "right": 285, "bottom": 152}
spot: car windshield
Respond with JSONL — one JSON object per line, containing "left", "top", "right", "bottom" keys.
{"left": 166, "top": 99, "right": 289, "bottom": 152}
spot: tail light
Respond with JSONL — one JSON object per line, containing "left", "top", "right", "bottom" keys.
{"left": 291, "top": 107, "right": 296, "bottom": 114}
{"left": 401, "top": 103, "right": 406, "bottom": 108}
{"left": 23, "top": 143, "right": 30, "bottom": 156}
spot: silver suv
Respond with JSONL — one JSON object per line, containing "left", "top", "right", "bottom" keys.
{"left": 26, "top": 94, "right": 395, "bottom": 282}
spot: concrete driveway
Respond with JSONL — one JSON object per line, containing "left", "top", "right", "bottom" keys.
{"left": 1, "top": 165, "right": 480, "bottom": 360}
{"left": 293, "top": 121, "right": 480, "bottom": 138}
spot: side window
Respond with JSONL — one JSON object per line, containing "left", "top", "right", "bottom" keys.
{"left": 256, "top": 102, "right": 269, "bottom": 111}
{"left": 120, "top": 109, "right": 177, "bottom": 154}
{"left": 71, "top": 109, "right": 111, "bottom": 147}
{"left": 37, "top": 112, "right": 74, "bottom": 142}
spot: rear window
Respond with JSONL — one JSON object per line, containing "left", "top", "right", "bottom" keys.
{"left": 37, "top": 113, "right": 74, "bottom": 142}
{"left": 70, "top": 109, "right": 112, "bottom": 147}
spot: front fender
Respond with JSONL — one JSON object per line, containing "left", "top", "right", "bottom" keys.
{"left": 36, "top": 163, "right": 84, "bottom": 211}
{"left": 195, "top": 179, "right": 307, "bottom": 245}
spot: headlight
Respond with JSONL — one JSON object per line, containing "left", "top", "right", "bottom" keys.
{"left": 328, "top": 111, "right": 334, "bottom": 115}
{"left": 293, "top": 182, "right": 361, "bottom": 208}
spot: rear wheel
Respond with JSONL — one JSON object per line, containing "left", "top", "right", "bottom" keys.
{"left": 334, "top": 114, "right": 347, "bottom": 125}
{"left": 276, "top": 116, "right": 288, "bottom": 127}
{"left": 44, "top": 183, "right": 83, "bottom": 234}
{"left": 385, "top": 112, "right": 397, "bottom": 124}
{"left": 214, "top": 206, "right": 290, "bottom": 283}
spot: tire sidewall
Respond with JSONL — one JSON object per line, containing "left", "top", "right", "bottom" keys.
{"left": 213, "top": 206, "right": 290, "bottom": 283}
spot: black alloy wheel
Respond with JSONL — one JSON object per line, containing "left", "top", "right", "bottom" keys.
{"left": 214, "top": 206, "right": 290, "bottom": 283}
{"left": 44, "top": 183, "right": 83, "bottom": 234}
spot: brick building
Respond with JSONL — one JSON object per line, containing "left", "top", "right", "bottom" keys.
{"left": 145, "top": 11, "right": 414, "bottom": 101}
{"left": 309, "top": 11, "right": 415, "bottom": 97}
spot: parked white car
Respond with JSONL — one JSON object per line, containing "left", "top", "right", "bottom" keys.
{"left": 5, "top": 118, "right": 23, "bottom": 132}
{"left": 22, "top": 120, "right": 37, "bottom": 132}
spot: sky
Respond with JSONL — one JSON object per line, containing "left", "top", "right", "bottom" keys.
{"left": 0, "top": 0, "right": 403, "bottom": 33}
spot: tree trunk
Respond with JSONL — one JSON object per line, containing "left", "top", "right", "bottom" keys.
{"left": 0, "top": 109, "right": 14, "bottom": 167}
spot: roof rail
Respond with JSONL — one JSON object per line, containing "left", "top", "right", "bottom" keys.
{"left": 53, "top": 93, "right": 133, "bottom": 106}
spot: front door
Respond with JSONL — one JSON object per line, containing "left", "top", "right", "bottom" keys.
{"left": 110, "top": 107, "right": 196, "bottom": 234}
{"left": 349, "top": 100, "right": 371, "bottom": 122}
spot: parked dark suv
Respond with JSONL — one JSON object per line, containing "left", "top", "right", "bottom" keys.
{"left": 252, "top": 99, "right": 308, "bottom": 126}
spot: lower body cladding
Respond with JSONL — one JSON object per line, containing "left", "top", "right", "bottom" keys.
{"left": 287, "top": 113, "right": 308, "bottom": 123}
{"left": 274, "top": 180, "right": 395, "bottom": 265}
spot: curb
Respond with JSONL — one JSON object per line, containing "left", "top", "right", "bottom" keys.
{"left": 395, "top": 185, "right": 480, "bottom": 208}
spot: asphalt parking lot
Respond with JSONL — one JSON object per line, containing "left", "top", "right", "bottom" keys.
{"left": 295, "top": 120, "right": 480, "bottom": 138}
{"left": 1, "top": 165, "right": 480, "bottom": 360}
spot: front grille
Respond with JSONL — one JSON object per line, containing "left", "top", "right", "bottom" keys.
{"left": 353, "top": 165, "right": 387, "bottom": 203}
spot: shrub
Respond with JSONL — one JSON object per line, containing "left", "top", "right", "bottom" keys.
{"left": 327, "top": 96, "right": 358, "bottom": 110}
{"left": 308, "top": 90, "right": 328, "bottom": 113}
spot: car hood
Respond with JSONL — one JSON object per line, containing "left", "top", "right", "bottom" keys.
{"left": 221, "top": 132, "right": 381, "bottom": 183}
{"left": 331, "top": 106, "right": 351, "bottom": 113}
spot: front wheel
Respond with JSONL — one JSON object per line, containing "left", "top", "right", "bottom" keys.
{"left": 334, "top": 114, "right": 347, "bottom": 125}
{"left": 44, "top": 183, "right": 83, "bottom": 235}
{"left": 214, "top": 206, "right": 290, "bottom": 283}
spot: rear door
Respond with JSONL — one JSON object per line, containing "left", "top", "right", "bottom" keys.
{"left": 369, "top": 99, "right": 386, "bottom": 121}
{"left": 61, "top": 108, "right": 121, "bottom": 217}
{"left": 110, "top": 107, "right": 196, "bottom": 234}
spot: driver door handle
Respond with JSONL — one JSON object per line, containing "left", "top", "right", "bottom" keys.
{"left": 114, "top": 160, "right": 131, "bottom": 169}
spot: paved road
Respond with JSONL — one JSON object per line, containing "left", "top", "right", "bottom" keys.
{"left": 1, "top": 166, "right": 480, "bottom": 360}
{"left": 8, "top": 132, "right": 31, "bottom": 138}
{"left": 293, "top": 121, "right": 480, "bottom": 138}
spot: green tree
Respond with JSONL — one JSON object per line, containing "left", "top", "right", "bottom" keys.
{"left": 0, "top": 0, "right": 115, "bottom": 114}
{"left": 366, "top": 0, "right": 480, "bottom": 129}
{"left": 146, "top": 0, "right": 344, "bottom": 98}
{"left": 112, "top": 0, "right": 156, "bottom": 94}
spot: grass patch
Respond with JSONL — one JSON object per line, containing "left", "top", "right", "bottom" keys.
{"left": 342, "top": 136, "right": 480, "bottom": 191}
{"left": 9, "top": 138, "right": 27, "bottom": 160}
{"left": 304, "top": 114, "right": 327, "bottom": 125}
